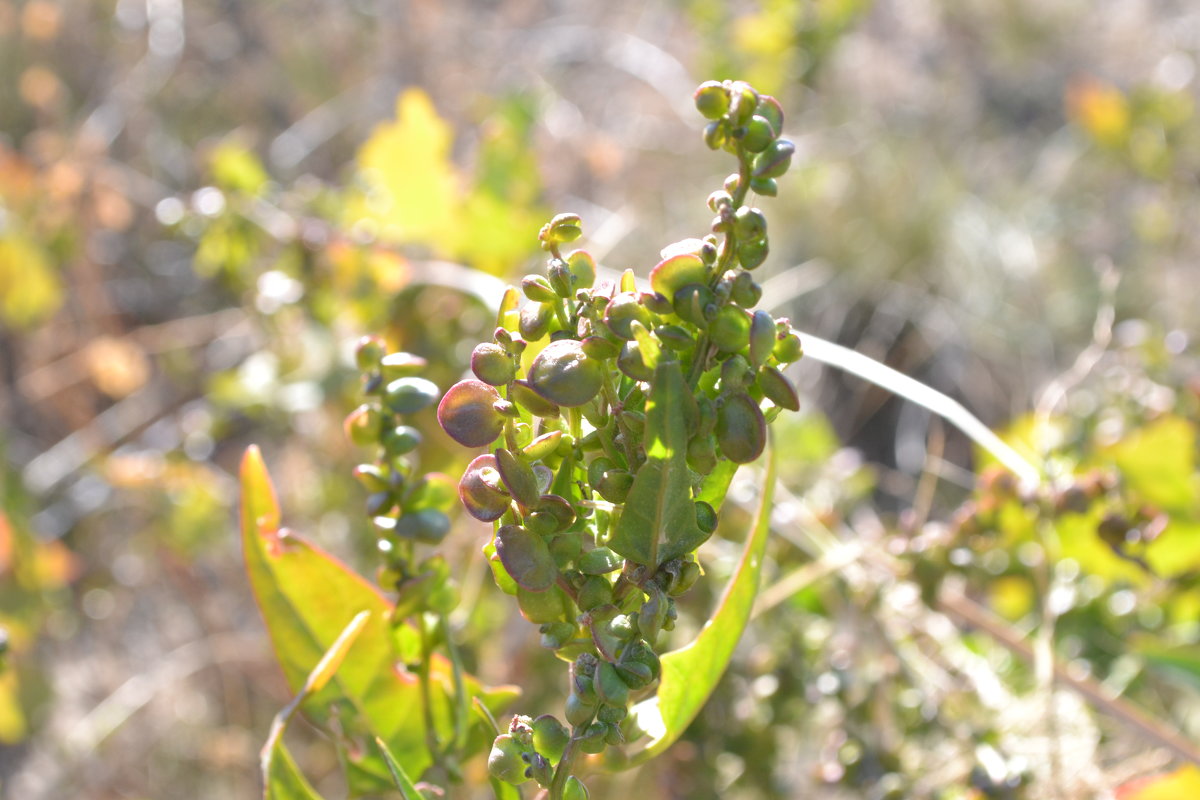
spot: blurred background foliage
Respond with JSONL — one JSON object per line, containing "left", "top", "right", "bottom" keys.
{"left": 1, "top": 0, "right": 1199, "bottom": 798}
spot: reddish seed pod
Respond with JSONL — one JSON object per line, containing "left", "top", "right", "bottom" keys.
{"left": 438, "top": 379, "right": 505, "bottom": 448}
{"left": 459, "top": 454, "right": 511, "bottom": 522}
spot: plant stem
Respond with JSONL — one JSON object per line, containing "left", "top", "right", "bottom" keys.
{"left": 547, "top": 736, "right": 582, "bottom": 800}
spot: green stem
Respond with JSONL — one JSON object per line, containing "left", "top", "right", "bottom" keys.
{"left": 416, "top": 615, "right": 441, "bottom": 762}
{"left": 548, "top": 735, "right": 583, "bottom": 800}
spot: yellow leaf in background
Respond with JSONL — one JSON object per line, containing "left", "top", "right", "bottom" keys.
{"left": 351, "top": 89, "right": 459, "bottom": 246}
{"left": 0, "top": 233, "right": 62, "bottom": 328}
{"left": 1116, "top": 766, "right": 1200, "bottom": 800}
{"left": 1067, "top": 78, "right": 1132, "bottom": 147}
{"left": 0, "top": 670, "right": 27, "bottom": 744}
{"left": 1102, "top": 415, "right": 1197, "bottom": 515}
{"left": 211, "top": 142, "right": 268, "bottom": 195}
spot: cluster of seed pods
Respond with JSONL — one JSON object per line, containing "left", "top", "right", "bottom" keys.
{"left": 345, "top": 340, "right": 459, "bottom": 616}
{"left": 435, "top": 81, "right": 805, "bottom": 795}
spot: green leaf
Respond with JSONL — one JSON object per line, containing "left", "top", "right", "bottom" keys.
{"left": 374, "top": 736, "right": 423, "bottom": 800}
{"left": 262, "top": 612, "right": 370, "bottom": 800}
{"left": 1137, "top": 642, "right": 1200, "bottom": 694}
{"left": 625, "top": 441, "right": 776, "bottom": 764}
{"left": 608, "top": 360, "right": 706, "bottom": 567}
{"left": 240, "top": 447, "right": 518, "bottom": 795}
{"left": 1103, "top": 415, "right": 1197, "bottom": 515}
{"left": 265, "top": 744, "right": 324, "bottom": 800}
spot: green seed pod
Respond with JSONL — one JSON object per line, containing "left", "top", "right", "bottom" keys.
{"left": 749, "top": 176, "right": 778, "bottom": 197}
{"left": 729, "top": 81, "right": 759, "bottom": 125}
{"left": 656, "top": 324, "right": 694, "bottom": 351}
{"left": 493, "top": 447, "right": 540, "bottom": 509}
{"left": 597, "top": 703, "right": 627, "bottom": 725}
{"left": 565, "top": 692, "right": 596, "bottom": 727}
{"left": 385, "top": 376, "right": 440, "bottom": 414}
{"left": 366, "top": 491, "right": 393, "bottom": 516}
{"left": 617, "top": 340, "right": 654, "bottom": 382}
{"left": 703, "top": 119, "right": 725, "bottom": 150}
{"left": 740, "top": 115, "right": 775, "bottom": 153}
{"left": 604, "top": 293, "right": 652, "bottom": 340}
{"left": 471, "top": 342, "right": 516, "bottom": 386}
{"left": 563, "top": 776, "right": 590, "bottom": 800}
{"left": 566, "top": 249, "right": 597, "bottom": 289}
{"left": 672, "top": 283, "right": 714, "bottom": 328}
{"left": 693, "top": 80, "right": 730, "bottom": 120}
{"left": 547, "top": 533, "right": 582, "bottom": 568}
{"left": 749, "top": 310, "right": 777, "bottom": 368}
{"left": 596, "top": 469, "right": 634, "bottom": 504}
{"left": 709, "top": 306, "right": 751, "bottom": 353}
{"left": 737, "top": 237, "right": 769, "bottom": 271}
{"left": 650, "top": 253, "right": 708, "bottom": 300}
{"left": 488, "top": 734, "right": 530, "bottom": 785}
{"left": 577, "top": 575, "right": 614, "bottom": 611}
{"left": 686, "top": 434, "right": 718, "bottom": 474}
{"left": 707, "top": 190, "right": 733, "bottom": 213}
{"left": 638, "top": 583, "right": 669, "bottom": 645}
{"left": 540, "top": 621, "right": 576, "bottom": 650}
{"left": 758, "top": 365, "right": 800, "bottom": 411}
{"left": 393, "top": 509, "right": 451, "bottom": 544}
{"left": 496, "top": 524, "right": 558, "bottom": 592}
{"left": 724, "top": 172, "right": 741, "bottom": 195}
{"left": 511, "top": 379, "right": 561, "bottom": 418}
{"left": 734, "top": 206, "right": 767, "bottom": 240}
{"left": 578, "top": 722, "right": 608, "bottom": 754}
{"left": 579, "top": 546, "right": 622, "bottom": 575}
{"left": 773, "top": 329, "right": 803, "bottom": 363}
{"left": 382, "top": 424, "right": 422, "bottom": 455}
{"left": 581, "top": 335, "right": 620, "bottom": 360}
{"left": 532, "top": 715, "right": 570, "bottom": 765}
{"left": 604, "top": 721, "right": 626, "bottom": 747}
{"left": 353, "top": 463, "right": 389, "bottom": 493}
{"left": 716, "top": 393, "right": 767, "bottom": 463}
{"left": 438, "top": 379, "right": 505, "bottom": 447}
{"left": 380, "top": 352, "right": 428, "bottom": 381}
{"left": 756, "top": 94, "right": 784, "bottom": 135}
{"left": 519, "top": 302, "right": 553, "bottom": 342}
{"left": 522, "top": 275, "right": 559, "bottom": 303}
{"left": 523, "top": 430, "right": 563, "bottom": 461}
{"left": 459, "top": 454, "right": 511, "bottom": 522}
{"left": 528, "top": 340, "right": 604, "bottom": 407}
{"left": 354, "top": 336, "right": 386, "bottom": 371}
{"left": 344, "top": 404, "right": 380, "bottom": 447}
{"left": 536, "top": 494, "right": 577, "bottom": 531}
{"left": 752, "top": 137, "right": 795, "bottom": 179}
{"left": 721, "top": 353, "right": 752, "bottom": 390}
{"left": 517, "top": 583, "right": 569, "bottom": 624}
{"left": 669, "top": 560, "right": 701, "bottom": 596}
{"left": 619, "top": 639, "right": 662, "bottom": 684}
{"left": 695, "top": 500, "right": 718, "bottom": 533}
{"left": 730, "top": 272, "right": 761, "bottom": 309}
{"left": 619, "top": 409, "right": 645, "bottom": 436}
{"left": 587, "top": 456, "right": 615, "bottom": 491}
{"left": 541, "top": 212, "right": 583, "bottom": 246}
{"left": 594, "top": 661, "right": 630, "bottom": 707}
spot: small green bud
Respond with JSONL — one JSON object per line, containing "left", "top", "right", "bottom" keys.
{"left": 353, "top": 463, "right": 389, "bottom": 493}
{"left": 384, "top": 376, "right": 440, "bottom": 415}
{"left": 721, "top": 353, "right": 752, "bottom": 389}
{"left": 723, "top": 173, "right": 741, "bottom": 195}
{"left": 577, "top": 575, "right": 614, "bottom": 611}
{"left": 709, "top": 306, "right": 751, "bottom": 353}
{"left": 495, "top": 447, "right": 541, "bottom": 509}
{"left": 488, "top": 734, "right": 530, "bottom": 785}
{"left": 695, "top": 500, "right": 718, "bottom": 533}
{"left": 694, "top": 80, "right": 730, "bottom": 120}
{"left": 579, "top": 546, "right": 623, "bottom": 575}
{"left": 703, "top": 119, "right": 725, "bottom": 150}
{"left": 650, "top": 253, "right": 708, "bottom": 300}
{"left": 729, "top": 81, "right": 759, "bottom": 125}
{"left": 354, "top": 336, "right": 386, "bottom": 370}
{"left": 581, "top": 335, "right": 620, "bottom": 360}
{"left": 752, "top": 137, "right": 795, "bottom": 179}
{"left": 547, "top": 259, "right": 574, "bottom": 298}
{"left": 540, "top": 621, "right": 576, "bottom": 650}
{"left": 471, "top": 342, "right": 516, "bottom": 386}
{"left": 604, "top": 293, "right": 653, "bottom": 340}
{"left": 541, "top": 213, "right": 583, "bottom": 247}
{"left": 516, "top": 583, "right": 569, "bottom": 624}
{"left": 737, "top": 237, "right": 769, "bottom": 270}
{"left": 565, "top": 691, "right": 596, "bottom": 727}
{"left": 707, "top": 190, "right": 733, "bottom": 213}
{"left": 344, "top": 404, "right": 380, "bottom": 447}
{"left": 393, "top": 509, "right": 451, "bottom": 544}
{"left": 563, "top": 776, "right": 590, "bottom": 800}
{"left": 596, "top": 468, "right": 635, "bottom": 503}
{"left": 739, "top": 115, "right": 775, "bottom": 153}
{"left": 382, "top": 425, "right": 422, "bottom": 455}
{"left": 578, "top": 722, "right": 609, "bottom": 754}
{"left": 749, "top": 310, "right": 776, "bottom": 368}
{"left": 511, "top": 379, "right": 561, "bottom": 418}
{"left": 522, "top": 275, "right": 559, "bottom": 303}
{"left": 523, "top": 430, "right": 563, "bottom": 461}
{"left": 532, "top": 715, "right": 570, "bottom": 765}
{"left": 749, "top": 176, "right": 778, "bottom": 197}
{"left": 672, "top": 283, "right": 714, "bottom": 328}
{"left": 656, "top": 324, "right": 694, "bottom": 351}
{"left": 566, "top": 249, "right": 597, "bottom": 289}
{"left": 594, "top": 661, "right": 630, "bottom": 707}
{"left": 496, "top": 524, "right": 558, "bottom": 592}
{"left": 731, "top": 271, "right": 762, "bottom": 308}
{"left": 758, "top": 365, "right": 800, "bottom": 411}
{"left": 734, "top": 206, "right": 767, "bottom": 240}
{"left": 773, "top": 329, "right": 803, "bottom": 363}
{"left": 519, "top": 302, "right": 554, "bottom": 342}
{"left": 686, "top": 434, "right": 718, "bottom": 474}
{"left": 379, "top": 352, "right": 428, "bottom": 381}
{"left": 617, "top": 340, "right": 654, "bottom": 382}
{"left": 756, "top": 94, "right": 784, "bottom": 135}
